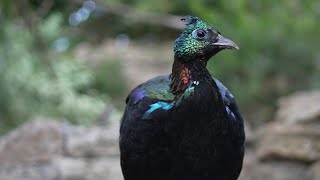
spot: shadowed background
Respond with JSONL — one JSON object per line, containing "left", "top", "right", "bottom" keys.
{"left": 0, "top": 0, "right": 319, "bottom": 180}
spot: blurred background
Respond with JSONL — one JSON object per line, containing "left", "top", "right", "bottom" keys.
{"left": 0, "top": 0, "right": 319, "bottom": 180}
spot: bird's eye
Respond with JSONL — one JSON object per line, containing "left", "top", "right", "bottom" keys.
{"left": 197, "top": 30, "right": 205, "bottom": 38}
{"left": 192, "top": 29, "right": 206, "bottom": 39}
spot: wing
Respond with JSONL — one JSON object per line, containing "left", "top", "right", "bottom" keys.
{"left": 213, "top": 78, "right": 243, "bottom": 123}
{"left": 120, "top": 75, "right": 173, "bottom": 180}
{"left": 213, "top": 77, "right": 246, "bottom": 178}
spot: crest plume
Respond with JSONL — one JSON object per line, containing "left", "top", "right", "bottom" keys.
{"left": 181, "top": 15, "right": 201, "bottom": 25}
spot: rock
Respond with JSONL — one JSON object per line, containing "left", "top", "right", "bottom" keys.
{"left": 87, "top": 157, "right": 123, "bottom": 180}
{"left": 257, "top": 123, "right": 320, "bottom": 163}
{"left": 0, "top": 164, "right": 58, "bottom": 180}
{"left": 238, "top": 151, "right": 257, "bottom": 180}
{"left": 240, "top": 153, "right": 312, "bottom": 180}
{"left": 0, "top": 118, "right": 123, "bottom": 179}
{"left": 52, "top": 157, "right": 123, "bottom": 180}
{"left": 259, "top": 91, "right": 320, "bottom": 164}
{"left": 276, "top": 91, "right": 320, "bottom": 124}
{"left": 244, "top": 122, "right": 255, "bottom": 146}
{"left": 53, "top": 157, "right": 88, "bottom": 180}
{"left": 64, "top": 122, "right": 120, "bottom": 157}
{"left": 310, "top": 162, "right": 320, "bottom": 180}
{"left": 0, "top": 118, "right": 64, "bottom": 165}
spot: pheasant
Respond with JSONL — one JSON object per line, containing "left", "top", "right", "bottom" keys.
{"left": 120, "top": 15, "right": 245, "bottom": 180}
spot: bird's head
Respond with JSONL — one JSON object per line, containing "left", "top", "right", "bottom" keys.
{"left": 174, "top": 16, "right": 239, "bottom": 62}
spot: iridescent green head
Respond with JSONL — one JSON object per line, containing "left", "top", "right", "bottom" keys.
{"left": 174, "top": 16, "right": 239, "bottom": 62}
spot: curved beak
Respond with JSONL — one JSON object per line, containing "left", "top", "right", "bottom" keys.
{"left": 212, "top": 34, "right": 239, "bottom": 50}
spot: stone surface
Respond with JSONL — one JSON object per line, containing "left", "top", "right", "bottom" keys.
{"left": 310, "top": 162, "right": 320, "bottom": 180}
{"left": 0, "top": 118, "right": 64, "bottom": 165}
{"left": 64, "top": 121, "right": 120, "bottom": 157}
{"left": 53, "top": 157, "right": 88, "bottom": 179}
{"left": 86, "top": 157, "right": 123, "bottom": 180}
{"left": 276, "top": 91, "right": 320, "bottom": 124}
{"left": 240, "top": 152, "right": 312, "bottom": 180}
{"left": 257, "top": 123, "right": 320, "bottom": 163}
{"left": 250, "top": 91, "right": 320, "bottom": 179}
{"left": 52, "top": 157, "right": 123, "bottom": 180}
{"left": 0, "top": 118, "right": 122, "bottom": 180}
{"left": 0, "top": 164, "right": 58, "bottom": 180}
{"left": 244, "top": 122, "right": 255, "bottom": 146}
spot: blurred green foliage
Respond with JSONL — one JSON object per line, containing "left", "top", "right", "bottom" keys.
{"left": 0, "top": 14, "right": 107, "bottom": 134}
{"left": 0, "top": 0, "right": 319, "bottom": 134}
{"left": 193, "top": 0, "right": 320, "bottom": 123}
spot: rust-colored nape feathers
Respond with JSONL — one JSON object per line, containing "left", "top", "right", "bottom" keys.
{"left": 170, "top": 60, "right": 191, "bottom": 96}
{"left": 180, "top": 66, "right": 191, "bottom": 84}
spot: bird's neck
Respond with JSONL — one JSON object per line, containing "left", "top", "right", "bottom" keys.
{"left": 170, "top": 58, "right": 211, "bottom": 95}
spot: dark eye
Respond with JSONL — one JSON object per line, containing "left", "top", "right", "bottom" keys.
{"left": 192, "top": 28, "right": 206, "bottom": 39}
{"left": 197, "top": 30, "right": 206, "bottom": 38}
